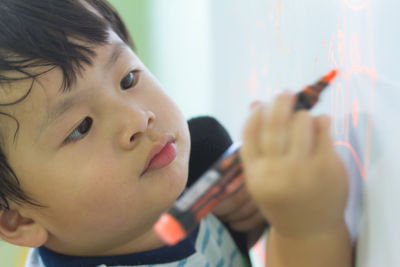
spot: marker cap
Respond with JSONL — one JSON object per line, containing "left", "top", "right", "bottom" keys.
{"left": 153, "top": 213, "right": 187, "bottom": 245}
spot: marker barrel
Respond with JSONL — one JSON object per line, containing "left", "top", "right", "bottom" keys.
{"left": 154, "top": 143, "right": 243, "bottom": 245}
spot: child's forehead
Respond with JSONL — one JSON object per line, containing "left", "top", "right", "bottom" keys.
{"left": 0, "top": 66, "right": 65, "bottom": 114}
{"left": 0, "top": 73, "right": 36, "bottom": 105}
{"left": 0, "top": 69, "right": 58, "bottom": 129}
{"left": 8, "top": 32, "right": 127, "bottom": 96}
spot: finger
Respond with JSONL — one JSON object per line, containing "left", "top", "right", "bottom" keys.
{"left": 242, "top": 104, "right": 264, "bottom": 159}
{"left": 260, "top": 92, "right": 296, "bottom": 156}
{"left": 289, "top": 110, "right": 313, "bottom": 157}
{"left": 218, "top": 199, "right": 260, "bottom": 222}
{"left": 212, "top": 184, "right": 251, "bottom": 217}
{"left": 314, "top": 115, "right": 334, "bottom": 154}
{"left": 229, "top": 211, "right": 267, "bottom": 232}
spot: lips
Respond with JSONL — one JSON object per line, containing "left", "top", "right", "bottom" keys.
{"left": 141, "top": 136, "right": 177, "bottom": 176}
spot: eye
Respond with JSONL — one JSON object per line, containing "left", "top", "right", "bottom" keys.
{"left": 64, "top": 117, "right": 93, "bottom": 144}
{"left": 120, "top": 70, "right": 140, "bottom": 90}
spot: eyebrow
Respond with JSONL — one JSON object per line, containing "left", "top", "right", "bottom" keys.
{"left": 38, "top": 93, "right": 82, "bottom": 136}
{"left": 104, "top": 42, "right": 125, "bottom": 71}
{"left": 37, "top": 42, "right": 126, "bottom": 135}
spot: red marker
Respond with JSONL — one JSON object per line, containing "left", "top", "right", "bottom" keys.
{"left": 154, "top": 69, "right": 339, "bottom": 245}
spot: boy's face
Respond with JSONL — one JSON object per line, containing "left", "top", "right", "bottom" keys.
{"left": 2, "top": 31, "right": 190, "bottom": 255}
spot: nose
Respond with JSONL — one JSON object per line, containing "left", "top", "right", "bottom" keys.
{"left": 118, "top": 108, "right": 156, "bottom": 150}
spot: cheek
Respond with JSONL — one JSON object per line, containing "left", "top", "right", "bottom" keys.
{"left": 58, "top": 156, "right": 182, "bottom": 221}
{"left": 39, "top": 168, "right": 141, "bottom": 232}
{"left": 67, "top": 163, "right": 132, "bottom": 210}
{"left": 26, "top": 156, "right": 128, "bottom": 216}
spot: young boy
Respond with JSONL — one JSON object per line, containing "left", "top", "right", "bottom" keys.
{"left": 0, "top": 0, "right": 351, "bottom": 266}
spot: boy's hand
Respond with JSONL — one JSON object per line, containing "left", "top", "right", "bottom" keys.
{"left": 212, "top": 182, "right": 267, "bottom": 232}
{"left": 240, "top": 92, "right": 349, "bottom": 237}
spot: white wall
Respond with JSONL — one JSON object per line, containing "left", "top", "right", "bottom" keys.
{"left": 149, "top": 0, "right": 213, "bottom": 121}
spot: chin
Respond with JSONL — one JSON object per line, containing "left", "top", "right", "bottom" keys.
{"left": 165, "top": 165, "right": 188, "bottom": 200}
{"left": 170, "top": 170, "right": 188, "bottom": 196}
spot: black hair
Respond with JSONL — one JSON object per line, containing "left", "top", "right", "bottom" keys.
{"left": 0, "top": 0, "right": 134, "bottom": 210}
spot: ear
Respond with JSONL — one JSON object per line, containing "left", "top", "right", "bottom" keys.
{"left": 0, "top": 209, "right": 48, "bottom": 247}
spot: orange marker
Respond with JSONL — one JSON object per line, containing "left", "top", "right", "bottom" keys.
{"left": 153, "top": 69, "right": 339, "bottom": 245}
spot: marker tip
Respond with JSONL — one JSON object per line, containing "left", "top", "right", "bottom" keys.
{"left": 323, "top": 69, "right": 339, "bottom": 82}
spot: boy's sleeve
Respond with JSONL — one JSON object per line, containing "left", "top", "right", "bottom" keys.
{"left": 186, "top": 116, "right": 233, "bottom": 187}
{"left": 186, "top": 116, "right": 251, "bottom": 263}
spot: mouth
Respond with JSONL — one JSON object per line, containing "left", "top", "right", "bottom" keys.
{"left": 141, "top": 135, "right": 177, "bottom": 176}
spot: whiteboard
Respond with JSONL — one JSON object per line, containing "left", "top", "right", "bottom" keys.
{"left": 150, "top": 0, "right": 400, "bottom": 265}
{"left": 208, "top": 0, "right": 400, "bottom": 266}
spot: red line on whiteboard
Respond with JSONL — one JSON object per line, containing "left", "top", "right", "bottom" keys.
{"left": 334, "top": 83, "right": 346, "bottom": 137}
{"left": 275, "top": 0, "right": 283, "bottom": 30}
{"left": 340, "top": 65, "right": 377, "bottom": 81}
{"left": 334, "top": 141, "right": 367, "bottom": 180}
{"left": 344, "top": 0, "right": 369, "bottom": 10}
